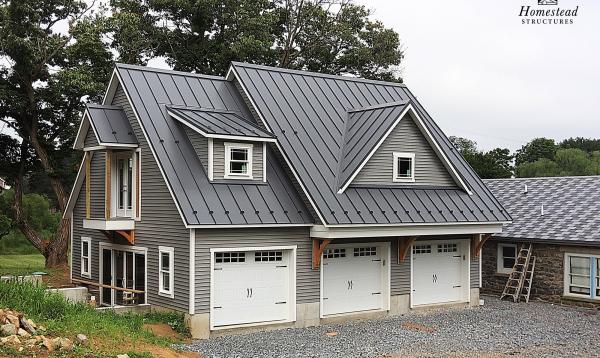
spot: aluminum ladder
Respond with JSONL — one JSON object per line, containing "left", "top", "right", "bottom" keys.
{"left": 500, "top": 243, "right": 533, "bottom": 302}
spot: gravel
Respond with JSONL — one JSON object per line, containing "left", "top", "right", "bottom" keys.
{"left": 178, "top": 296, "right": 600, "bottom": 357}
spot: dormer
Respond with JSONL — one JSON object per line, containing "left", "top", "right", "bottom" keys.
{"left": 167, "top": 106, "right": 276, "bottom": 183}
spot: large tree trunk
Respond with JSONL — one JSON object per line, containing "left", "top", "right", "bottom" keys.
{"left": 45, "top": 218, "right": 70, "bottom": 268}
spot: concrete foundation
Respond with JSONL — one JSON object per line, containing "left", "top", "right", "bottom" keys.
{"left": 389, "top": 294, "right": 410, "bottom": 316}
{"left": 47, "top": 287, "right": 89, "bottom": 303}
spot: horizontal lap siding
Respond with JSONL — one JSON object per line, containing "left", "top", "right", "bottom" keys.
{"left": 194, "top": 227, "right": 317, "bottom": 314}
{"left": 471, "top": 256, "right": 480, "bottom": 288}
{"left": 184, "top": 127, "right": 209, "bottom": 169}
{"left": 213, "top": 139, "right": 263, "bottom": 181}
{"left": 89, "top": 151, "right": 105, "bottom": 219}
{"left": 84, "top": 129, "right": 99, "bottom": 147}
{"left": 72, "top": 192, "right": 104, "bottom": 284}
{"left": 354, "top": 116, "right": 456, "bottom": 187}
{"left": 113, "top": 85, "right": 190, "bottom": 312}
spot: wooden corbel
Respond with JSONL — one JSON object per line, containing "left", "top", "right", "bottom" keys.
{"left": 102, "top": 230, "right": 135, "bottom": 245}
{"left": 471, "top": 234, "right": 491, "bottom": 258}
{"left": 397, "top": 236, "right": 418, "bottom": 263}
{"left": 312, "top": 238, "right": 331, "bottom": 269}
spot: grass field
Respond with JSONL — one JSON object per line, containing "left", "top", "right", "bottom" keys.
{"left": 0, "top": 254, "right": 45, "bottom": 275}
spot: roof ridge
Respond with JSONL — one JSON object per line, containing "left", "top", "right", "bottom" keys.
{"left": 231, "top": 61, "right": 406, "bottom": 88}
{"left": 484, "top": 175, "right": 600, "bottom": 181}
{"left": 115, "top": 63, "right": 227, "bottom": 81}
{"left": 86, "top": 103, "right": 123, "bottom": 109}
{"left": 347, "top": 100, "right": 410, "bottom": 113}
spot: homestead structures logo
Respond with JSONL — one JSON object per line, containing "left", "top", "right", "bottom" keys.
{"left": 520, "top": 0, "right": 579, "bottom": 24}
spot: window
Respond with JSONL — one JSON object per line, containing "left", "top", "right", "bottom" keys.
{"left": 497, "top": 244, "right": 517, "bottom": 274}
{"left": 158, "top": 247, "right": 174, "bottom": 298}
{"left": 393, "top": 152, "right": 415, "bottom": 182}
{"left": 215, "top": 252, "right": 246, "bottom": 263}
{"left": 255, "top": 251, "right": 283, "bottom": 262}
{"left": 112, "top": 151, "right": 138, "bottom": 218}
{"left": 224, "top": 142, "right": 253, "bottom": 179}
{"left": 413, "top": 244, "right": 431, "bottom": 254}
{"left": 324, "top": 248, "right": 346, "bottom": 259}
{"left": 81, "top": 237, "right": 91, "bottom": 278}
{"left": 354, "top": 247, "right": 377, "bottom": 257}
{"left": 438, "top": 243, "right": 458, "bottom": 253}
{"left": 564, "top": 253, "right": 600, "bottom": 301}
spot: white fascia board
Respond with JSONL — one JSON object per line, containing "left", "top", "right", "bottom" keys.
{"left": 337, "top": 105, "right": 473, "bottom": 195}
{"left": 73, "top": 111, "right": 101, "bottom": 150}
{"left": 310, "top": 222, "right": 506, "bottom": 239}
{"left": 96, "top": 142, "right": 138, "bottom": 148}
{"left": 227, "top": 64, "right": 328, "bottom": 226}
{"left": 83, "top": 218, "right": 135, "bottom": 231}
{"left": 188, "top": 223, "right": 313, "bottom": 229}
{"left": 167, "top": 109, "right": 277, "bottom": 143}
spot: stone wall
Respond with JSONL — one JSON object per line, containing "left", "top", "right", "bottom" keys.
{"left": 482, "top": 240, "right": 600, "bottom": 307}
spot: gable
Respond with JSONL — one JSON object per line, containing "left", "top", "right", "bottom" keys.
{"left": 84, "top": 126, "right": 99, "bottom": 148}
{"left": 353, "top": 115, "right": 456, "bottom": 187}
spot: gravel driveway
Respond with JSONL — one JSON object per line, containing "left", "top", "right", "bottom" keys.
{"left": 178, "top": 296, "right": 600, "bottom": 357}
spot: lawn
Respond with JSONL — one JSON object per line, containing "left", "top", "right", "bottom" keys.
{"left": 0, "top": 254, "right": 45, "bottom": 275}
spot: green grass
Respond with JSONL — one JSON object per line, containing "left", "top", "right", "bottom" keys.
{"left": 0, "top": 280, "right": 187, "bottom": 356}
{"left": 0, "top": 254, "right": 46, "bottom": 275}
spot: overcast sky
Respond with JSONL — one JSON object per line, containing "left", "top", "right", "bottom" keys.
{"left": 357, "top": 0, "right": 599, "bottom": 151}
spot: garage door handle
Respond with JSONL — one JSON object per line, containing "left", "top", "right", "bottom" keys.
{"left": 453, "top": 285, "right": 462, "bottom": 288}
{"left": 276, "top": 265, "right": 288, "bottom": 268}
{"left": 214, "top": 268, "right": 223, "bottom": 271}
{"left": 275, "top": 301, "right": 287, "bottom": 304}
{"left": 372, "top": 259, "right": 381, "bottom": 262}
{"left": 453, "top": 255, "right": 461, "bottom": 258}
{"left": 213, "top": 306, "right": 222, "bottom": 309}
{"left": 371, "top": 292, "right": 381, "bottom": 295}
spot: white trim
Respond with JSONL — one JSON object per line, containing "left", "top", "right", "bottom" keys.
{"left": 158, "top": 246, "right": 175, "bottom": 298}
{"left": 392, "top": 152, "right": 416, "bottom": 183}
{"left": 209, "top": 245, "right": 297, "bottom": 330}
{"left": 167, "top": 110, "right": 277, "bottom": 142}
{"left": 227, "top": 65, "right": 328, "bottom": 225}
{"left": 99, "top": 241, "right": 148, "bottom": 253}
{"left": 83, "top": 146, "right": 108, "bottom": 152}
{"left": 224, "top": 142, "right": 254, "bottom": 179}
{"left": 338, "top": 105, "right": 472, "bottom": 195}
{"left": 80, "top": 237, "right": 92, "bottom": 278}
{"left": 479, "top": 252, "right": 482, "bottom": 289}
{"left": 111, "top": 150, "right": 137, "bottom": 218}
{"left": 188, "top": 223, "right": 313, "bottom": 229}
{"left": 135, "top": 148, "right": 142, "bottom": 220}
{"left": 208, "top": 138, "right": 214, "bottom": 181}
{"left": 82, "top": 218, "right": 135, "bottom": 231}
{"left": 311, "top": 222, "right": 505, "bottom": 239}
{"left": 98, "top": 242, "right": 148, "bottom": 307}
{"left": 63, "top": 150, "right": 92, "bottom": 219}
{"left": 496, "top": 243, "right": 518, "bottom": 274}
{"left": 69, "top": 212, "right": 73, "bottom": 281}
{"left": 262, "top": 142, "right": 267, "bottom": 182}
{"left": 189, "top": 229, "right": 196, "bottom": 314}
{"left": 102, "top": 70, "right": 120, "bottom": 108}
{"left": 563, "top": 253, "right": 599, "bottom": 301}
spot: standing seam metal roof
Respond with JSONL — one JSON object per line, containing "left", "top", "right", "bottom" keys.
{"left": 231, "top": 62, "right": 511, "bottom": 225}
{"left": 86, "top": 104, "right": 138, "bottom": 145}
{"left": 114, "top": 63, "right": 312, "bottom": 226}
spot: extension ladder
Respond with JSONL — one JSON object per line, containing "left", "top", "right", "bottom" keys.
{"left": 500, "top": 243, "right": 535, "bottom": 302}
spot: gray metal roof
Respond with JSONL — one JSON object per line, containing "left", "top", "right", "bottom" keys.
{"left": 87, "top": 104, "right": 138, "bottom": 145}
{"left": 232, "top": 62, "right": 511, "bottom": 225}
{"left": 339, "top": 101, "right": 409, "bottom": 188}
{"left": 115, "top": 63, "right": 312, "bottom": 226}
{"left": 485, "top": 176, "right": 600, "bottom": 244}
{"left": 167, "top": 105, "right": 275, "bottom": 140}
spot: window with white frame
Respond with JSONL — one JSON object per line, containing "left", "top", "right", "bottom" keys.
{"left": 81, "top": 237, "right": 91, "bottom": 277}
{"left": 497, "top": 243, "right": 517, "bottom": 274}
{"left": 564, "top": 253, "right": 600, "bottom": 300}
{"left": 224, "top": 142, "right": 253, "bottom": 179}
{"left": 393, "top": 152, "right": 415, "bottom": 182}
{"left": 112, "top": 151, "right": 139, "bottom": 218}
{"left": 158, "top": 246, "right": 174, "bottom": 298}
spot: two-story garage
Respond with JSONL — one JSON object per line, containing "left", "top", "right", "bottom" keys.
{"left": 64, "top": 62, "right": 511, "bottom": 338}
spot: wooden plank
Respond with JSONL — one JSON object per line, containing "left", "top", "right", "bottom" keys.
{"left": 105, "top": 150, "right": 111, "bottom": 219}
{"left": 471, "top": 234, "right": 491, "bottom": 258}
{"left": 71, "top": 278, "right": 144, "bottom": 294}
{"left": 397, "top": 236, "right": 417, "bottom": 263}
{"left": 312, "top": 238, "right": 331, "bottom": 269}
{"left": 85, "top": 152, "right": 91, "bottom": 219}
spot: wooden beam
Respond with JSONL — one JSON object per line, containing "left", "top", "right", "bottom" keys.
{"left": 397, "top": 236, "right": 418, "bottom": 263}
{"left": 471, "top": 234, "right": 491, "bottom": 258}
{"left": 85, "top": 152, "right": 91, "bottom": 219}
{"left": 71, "top": 278, "right": 144, "bottom": 294}
{"left": 312, "top": 238, "right": 331, "bottom": 269}
{"left": 116, "top": 230, "right": 135, "bottom": 245}
{"left": 105, "top": 151, "right": 111, "bottom": 219}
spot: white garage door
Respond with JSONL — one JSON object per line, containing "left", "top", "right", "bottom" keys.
{"left": 412, "top": 241, "right": 468, "bottom": 306}
{"left": 322, "top": 244, "right": 388, "bottom": 316}
{"left": 212, "top": 249, "right": 292, "bottom": 327}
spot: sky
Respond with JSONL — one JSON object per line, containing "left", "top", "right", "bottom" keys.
{"left": 356, "top": 0, "right": 600, "bottom": 151}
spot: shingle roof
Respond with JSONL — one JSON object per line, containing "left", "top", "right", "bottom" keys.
{"left": 167, "top": 105, "right": 275, "bottom": 141}
{"left": 86, "top": 104, "right": 138, "bottom": 145}
{"left": 115, "top": 63, "right": 312, "bottom": 226}
{"left": 485, "top": 176, "right": 600, "bottom": 244}
{"left": 231, "top": 62, "right": 511, "bottom": 225}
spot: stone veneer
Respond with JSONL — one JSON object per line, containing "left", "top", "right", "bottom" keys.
{"left": 482, "top": 240, "right": 600, "bottom": 308}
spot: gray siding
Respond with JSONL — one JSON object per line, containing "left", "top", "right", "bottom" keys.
{"left": 89, "top": 151, "right": 105, "bottom": 219}
{"left": 184, "top": 126, "right": 209, "bottom": 169}
{"left": 84, "top": 128, "right": 99, "bottom": 147}
{"left": 471, "top": 256, "right": 480, "bottom": 288}
{"left": 213, "top": 139, "right": 263, "bottom": 181}
{"left": 194, "top": 227, "right": 317, "bottom": 314}
{"left": 72, "top": 192, "right": 103, "bottom": 283}
{"left": 354, "top": 116, "right": 456, "bottom": 186}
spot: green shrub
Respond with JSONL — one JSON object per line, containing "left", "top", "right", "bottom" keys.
{"left": 144, "top": 311, "right": 189, "bottom": 335}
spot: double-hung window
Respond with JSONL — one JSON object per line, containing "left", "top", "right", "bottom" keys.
{"left": 224, "top": 142, "right": 253, "bottom": 179}
{"left": 81, "top": 237, "right": 91, "bottom": 278}
{"left": 393, "top": 152, "right": 415, "bottom": 182}
{"left": 158, "top": 246, "right": 174, "bottom": 298}
{"left": 565, "top": 253, "right": 600, "bottom": 300}
{"left": 497, "top": 243, "right": 517, "bottom": 274}
{"left": 112, "top": 151, "right": 139, "bottom": 218}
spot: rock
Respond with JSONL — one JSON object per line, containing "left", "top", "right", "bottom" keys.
{"left": 5, "top": 314, "right": 19, "bottom": 327}
{"left": 41, "top": 336, "right": 54, "bottom": 351}
{"left": 325, "top": 331, "right": 338, "bottom": 337}
{"left": 117, "top": 354, "right": 130, "bottom": 358}
{"left": 18, "top": 346, "right": 24, "bottom": 352}
{"left": 76, "top": 333, "right": 89, "bottom": 346}
{"left": 1, "top": 323, "right": 17, "bottom": 336}
{"left": 1, "top": 335, "right": 21, "bottom": 346}
{"left": 17, "top": 328, "right": 30, "bottom": 337}
{"left": 20, "top": 317, "right": 37, "bottom": 334}
{"left": 57, "top": 337, "right": 73, "bottom": 350}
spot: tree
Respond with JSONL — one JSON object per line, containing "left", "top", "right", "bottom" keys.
{"left": 559, "top": 137, "right": 600, "bottom": 153}
{"left": 0, "top": 0, "right": 113, "bottom": 267}
{"left": 514, "top": 138, "right": 557, "bottom": 166}
{"left": 516, "top": 158, "right": 559, "bottom": 178}
{"left": 111, "top": 0, "right": 404, "bottom": 80}
{"left": 449, "top": 136, "right": 513, "bottom": 179}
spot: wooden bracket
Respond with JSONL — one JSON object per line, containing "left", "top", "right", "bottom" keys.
{"left": 398, "top": 236, "right": 418, "bottom": 263}
{"left": 471, "top": 234, "right": 491, "bottom": 258}
{"left": 102, "top": 230, "right": 135, "bottom": 245}
{"left": 312, "top": 238, "right": 331, "bottom": 269}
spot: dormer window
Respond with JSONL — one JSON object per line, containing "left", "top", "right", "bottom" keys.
{"left": 393, "top": 152, "right": 415, "bottom": 182}
{"left": 225, "top": 142, "right": 253, "bottom": 179}
{"left": 111, "top": 150, "right": 139, "bottom": 218}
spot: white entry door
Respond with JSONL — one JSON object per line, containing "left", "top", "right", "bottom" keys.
{"left": 412, "top": 241, "right": 468, "bottom": 306}
{"left": 321, "top": 244, "right": 389, "bottom": 316}
{"left": 212, "top": 249, "right": 293, "bottom": 328}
